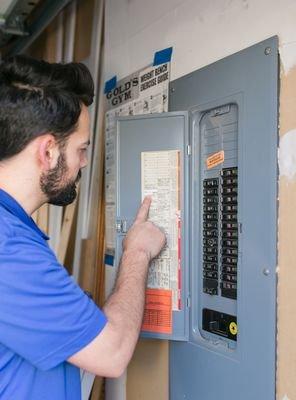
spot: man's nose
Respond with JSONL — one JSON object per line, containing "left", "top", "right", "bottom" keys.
{"left": 80, "top": 155, "right": 88, "bottom": 169}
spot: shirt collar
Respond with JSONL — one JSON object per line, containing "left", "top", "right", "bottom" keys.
{"left": 0, "top": 188, "right": 49, "bottom": 240}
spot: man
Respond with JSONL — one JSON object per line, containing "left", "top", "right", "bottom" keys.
{"left": 0, "top": 55, "right": 166, "bottom": 399}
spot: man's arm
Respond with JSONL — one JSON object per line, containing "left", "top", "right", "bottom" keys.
{"left": 68, "top": 197, "right": 166, "bottom": 377}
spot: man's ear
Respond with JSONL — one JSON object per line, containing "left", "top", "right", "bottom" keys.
{"left": 37, "top": 134, "right": 59, "bottom": 170}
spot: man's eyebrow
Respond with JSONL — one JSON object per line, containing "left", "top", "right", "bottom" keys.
{"left": 82, "top": 140, "right": 91, "bottom": 146}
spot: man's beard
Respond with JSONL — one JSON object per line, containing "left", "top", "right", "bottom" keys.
{"left": 40, "top": 152, "right": 81, "bottom": 206}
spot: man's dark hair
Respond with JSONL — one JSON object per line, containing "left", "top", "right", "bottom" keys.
{"left": 0, "top": 55, "right": 94, "bottom": 161}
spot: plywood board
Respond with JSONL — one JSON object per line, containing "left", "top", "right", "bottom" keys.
{"left": 127, "top": 339, "right": 169, "bottom": 400}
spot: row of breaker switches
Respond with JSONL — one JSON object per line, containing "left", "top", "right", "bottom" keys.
{"left": 202, "top": 167, "right": 238, "bottom": 299}
{"left": 203, "top": 177, "right": 219, "bottom": 295}
{"left": 220, "top": 167, "right": 238, "bottom": 299}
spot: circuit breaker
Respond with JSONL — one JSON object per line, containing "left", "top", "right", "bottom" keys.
{"left": 115, "top": 37, "right": 278, "bottom": 400}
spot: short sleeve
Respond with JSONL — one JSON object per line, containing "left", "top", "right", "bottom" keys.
{"left": 0, "top": 232, "right": 107, "bottom": 371}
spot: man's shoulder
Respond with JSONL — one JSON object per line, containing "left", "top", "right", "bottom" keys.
{"left": 0, "top": 206, "right": 45, "bottom": 246}
{"left": 0, "top": 206, "right": 57, "bottom": 266}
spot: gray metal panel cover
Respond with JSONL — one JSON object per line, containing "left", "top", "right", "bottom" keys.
{"left": 169, "top": 37, "right": 278, "bottom": 399}
{"left": 116, "top": 112, "right": 189, "bottom": 341}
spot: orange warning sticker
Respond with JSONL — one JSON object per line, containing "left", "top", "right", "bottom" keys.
{"left": 206, "top": 150, "right": 225, "bottom": 169}
{"left": 141, "top": 288, "right": 172, "bottom": 334}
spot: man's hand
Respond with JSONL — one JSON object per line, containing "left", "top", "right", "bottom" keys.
{"left": 123, "top": 196, "right": 166, "bottom": 261}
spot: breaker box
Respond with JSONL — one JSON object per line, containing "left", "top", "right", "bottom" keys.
{"left": 114, "top": 37, "right": 278, "bottom": 400}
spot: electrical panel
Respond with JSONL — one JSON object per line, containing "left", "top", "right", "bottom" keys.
{"left": 115, "top": 37, "right": 278, "bottom": 400}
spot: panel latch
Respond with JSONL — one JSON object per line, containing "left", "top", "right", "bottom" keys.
{"left": 116, "top": 219, "right": 128, "bottom": 233}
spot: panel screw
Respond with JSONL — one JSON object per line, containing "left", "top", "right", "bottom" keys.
{"left": 171, "top": 87, "right": 175, "bottom": 93}
{"left": 264, "top": 47, "right": 271, "bottom": 55}
{"left": 263, "top": 268, "right": 270, "bottom": 276}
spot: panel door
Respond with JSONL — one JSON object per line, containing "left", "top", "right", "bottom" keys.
{"left": 116, "top": 112, "right": 189, "bottom": 340}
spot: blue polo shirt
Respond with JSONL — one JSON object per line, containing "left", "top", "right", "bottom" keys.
{"left": 0, "top": 189, "right": 107, "bottom": 399}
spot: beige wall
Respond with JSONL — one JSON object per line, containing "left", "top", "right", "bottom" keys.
{"left": 277, "top": 65, "right": 296, "bottom": 400}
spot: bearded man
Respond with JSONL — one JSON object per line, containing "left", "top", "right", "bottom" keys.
{"left": 0, "top": 55, "right": 165, "bottom": 400}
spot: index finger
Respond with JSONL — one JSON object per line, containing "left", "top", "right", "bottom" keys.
{"left": 134, "top": 196, "right": 152, "bottom": 224}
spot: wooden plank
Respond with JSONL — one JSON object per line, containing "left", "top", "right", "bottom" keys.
{"left": 43, "top": 16, "right": 59, "bottom": 62}
{"left": 25, "top": 29, "right": 48, "bottom": 59}
{"left": 93, "top": 178, "right": 105, "bottom": 306}
{"left": 63, "top": 203, "right": 79, "bottom": 275}
{"left": 86, "top": 11, "right": 106, "bottom": 304}
{"left": 85, "top": 0, "right": 105, "bottom": 238}
{"left": 26, "top": 16, "right": 60, "bottom": 236}
{"left": 57, "top": 192, "right": 80, "bottom": 265}
{"left": 64, "top": 0, "right": 77, "bottom": 62}
{"left": 37, "top": 204, "right": 49, "bottom": 235}
{"left": 72, "top": 0, "right": 104, "bottom": 281}
{"left": 79, "top": 238, "right": 96, "bottom": 295}
{"left": 74, "top": 0, "right": 96, "bottom": 62}
{"left": 78, "top": 192, "right": 104, "bottom": 300}
{"left": 90, "top": 377, "right": 104, "bottom": 400}
{"left": 47, "top": 12, "right": 64, "bottom": 253}
{"left": 31, "top": 210, "right": 38, "bottom": 223}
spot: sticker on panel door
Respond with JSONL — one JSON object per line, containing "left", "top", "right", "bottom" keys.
{"left": 141, "top": 150, "right": 181, "bottom": 312}
{"left": 141, "top": 288, "right": 172, "bottom": 334}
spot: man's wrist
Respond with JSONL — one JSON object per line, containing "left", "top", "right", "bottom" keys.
{"left": 122, "top": 247, "right": 150, "bottom": 265}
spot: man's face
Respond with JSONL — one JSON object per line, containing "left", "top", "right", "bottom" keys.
{"left": 40, "top": 105, "right": 90, "bottom": 206}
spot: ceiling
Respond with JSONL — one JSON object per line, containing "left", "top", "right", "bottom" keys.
{"left": 0, "top": 0, "right": 72, "bottom": 57}
{"left": 0, "top": 0, "right": 42, "bottom": 47}
{"left": 0, "top": 0, "right": 18, "bottom": 16}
